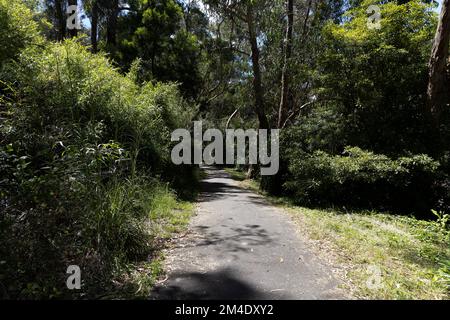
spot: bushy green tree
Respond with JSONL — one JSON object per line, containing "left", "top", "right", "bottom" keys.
{"left": 317, "top": 0, "right": 437, "bottom": 155}
{"left": 103, "top": 0, "right": 204, "bottom": 98}
{"left": 0, "top": 0, "right": 42, "bottom": 68}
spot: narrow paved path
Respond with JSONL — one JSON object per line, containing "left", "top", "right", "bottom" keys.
{"left": 151, "top": 167, "right": 344, "bottom": 300}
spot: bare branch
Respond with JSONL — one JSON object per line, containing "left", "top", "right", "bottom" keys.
{"left": 226, "top": 109, "right": 239, "bottom": 130}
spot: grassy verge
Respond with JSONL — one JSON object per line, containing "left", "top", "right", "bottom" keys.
{"left": 108, "top": 181, "right": 196, "bottom": 299}
{"left": 224, "top": 167, "right": 247, "bottom": 181}
{"left": 226, "top": 168, "right": 450, "bottom": 300}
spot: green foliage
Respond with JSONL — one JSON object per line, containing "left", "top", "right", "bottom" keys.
{"left": 318, "top": 0, "right": 437, "bottom": 155}
{"left": 432, "top": 209, "right": 450, "bottom": 231}
{"left": 0, "top": 38, "right": 197, "bottom": 298}
{"left": 284, "top": 147, "right": 440, "bottom": 215}
{"left": 0, "top": 0, "right": 42, "bottom": 67}
{"left": 2, "top": 39, "right": 195, "bottom": 172}
{"left": 109, "top": 0, "right": 204, "bottom": 98}
{"left": 285, "top": 206, "right": 450, "bottom": 299}
{"left": 438, "top": 259, "right": 450, "bottom": 291}
{"left": 262, "top": 0, "right": 448, "bottom": 217}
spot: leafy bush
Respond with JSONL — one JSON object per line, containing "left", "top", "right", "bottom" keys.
{"left": 0, "top": 39, "right": 197, "bottom": 298}
{"left": 284, "top": 147, "right": 440, "bottom": 215}
{"left": 0, "top": 0, "right": 42, "bottom": 68}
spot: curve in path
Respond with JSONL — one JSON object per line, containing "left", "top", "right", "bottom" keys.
{"left": 151, "top": 167, "right": 345, "bottom": 300}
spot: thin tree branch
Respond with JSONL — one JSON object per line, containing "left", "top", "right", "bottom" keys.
{"left": 226, "top": 109, "right": 239, "bottom": 130}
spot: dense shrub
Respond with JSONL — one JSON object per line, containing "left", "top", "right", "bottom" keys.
{"left": 284, "top": 147, "right": 440, "bottom": 216}
{"left": 0, "top": 0, "right": 42, "bottom": 68}
{"left": 0, "top": 39, "right": 196, "bottom": 298}
{"left": 3, "top": 41, "right": 187, "bottom": 160}
{"left": 0, "top": 171, "right": 161, "bottom": 298}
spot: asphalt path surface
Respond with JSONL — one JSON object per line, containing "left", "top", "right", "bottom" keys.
{"left": 151, "top": 167, "right": 344, "bottom": 300}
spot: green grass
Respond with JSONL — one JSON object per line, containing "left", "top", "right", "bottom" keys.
{"left": 148, "top": 186, "right": 195, "bottom": 237}
{"left": 227, "top": 169, "right": 450, "bottom": 300}
{"left": 224, "top": 167, "right": 247, "bottom": 181}
{"left": 111, "top": 183, "right": 195, "bottom": 299}
{"left": 288, "top": 208, "right": 450, "bottom": 299}
{"left": 199, "top": 167, "right": 209, "bottom": 180}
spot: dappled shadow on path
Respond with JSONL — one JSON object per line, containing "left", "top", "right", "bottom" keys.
{"left": 202, "top": 167, "right": 231, "bottom": 180}
{"left": 198, "top": 167, "right": 275, "bottom": 209}
{"left": 150, "top": 166, "right": 285, "bottom": 300}
{"left": 244, "top": 194, "right": 273, "bottom": 207}
{"left": 175, "top": 223, "right": 274, "bottom": 254}
{"left": 150, "top": 268, "right": 274, "bottom": 300}
{"left": 197, "top": 167, "right": 246, "bottom": 202}
{"left": 197, "top": 181, "right": 243, "bottom": 202}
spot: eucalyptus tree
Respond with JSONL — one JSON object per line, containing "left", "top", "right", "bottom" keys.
{"left": 204, "top": 0, "right": 275, "bottom": 129}
{"left": 427, "top": 0, "right": 450, "bottom": 134}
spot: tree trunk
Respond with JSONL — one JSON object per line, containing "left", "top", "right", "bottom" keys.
{"left": 427, "top": 0, "right": 450, "bottom": 128}
{"left": 246, "top": 4, "right": 270, "bottom": 130}
{"left": 301, "top": 0, "right": 313, "bottom": 37}
{"left": 106, "top": 0, "right": 119, "bottom": 47}
{"left": 278, "top": 0, "right": 294, "bottom": 128}
{"left": 55, "top": 0, "right": 66, "bottom": 41}
{"left": 67, "top": 0, "right": 78, "bottom": 38}
{"left": 91, "top": 0, "right": 99, "bottom": 52}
